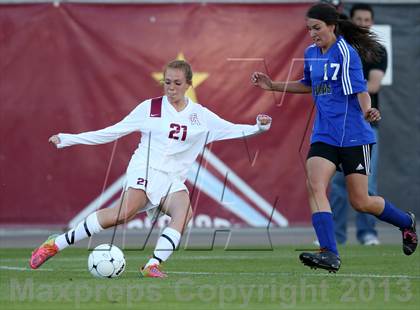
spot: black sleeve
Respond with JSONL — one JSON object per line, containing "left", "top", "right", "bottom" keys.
{"left": 371, "top": 45, "right": 388, "bottom": 73}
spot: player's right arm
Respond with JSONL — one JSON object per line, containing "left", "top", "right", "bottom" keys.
{"left": 251, "top": 72, "right": 311, "bottom": 93}
{"left": 251, "top": 46, "right": 312, "bottom": 94}
{"left": 49, "top": 102, "right": 147, "bottom": 149}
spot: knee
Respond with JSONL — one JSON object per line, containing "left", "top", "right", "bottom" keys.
{"left": 306, "top": 179, "right": 327, "bottom": 198}
{"left": 349, "top": 196, "right": 370, "bottom": 213}
{"left": 114, "top": 206, "right": 138, "bottom": 225}
{"left": 174, "top": 207, "right": 193, "bottom": 226}
{"left": 114, "top": 215, "right": 130, "bottom": 226}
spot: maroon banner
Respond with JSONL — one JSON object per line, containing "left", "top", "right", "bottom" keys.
{"left": 0, "top": 3, "right": 314, "bottom": 226}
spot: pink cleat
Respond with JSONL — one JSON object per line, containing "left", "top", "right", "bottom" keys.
{"left": 401, "top": 212, "right": 417, "bottom": 255}
{"left": 140, "top": 264, "right": 167, "bottom": 278}
{"left": 30, "top": 234, "right": 59, "bottom": 269}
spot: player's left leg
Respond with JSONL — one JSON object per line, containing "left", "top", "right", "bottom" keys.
{"left": 346, "top": 174, "right": 417, "bottom": 255}
{"left": 141, "top": 190, "right": 192, "bottom": 278}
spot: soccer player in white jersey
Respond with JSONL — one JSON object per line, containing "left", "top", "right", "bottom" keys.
{"left": 30, "top": 60, "right": 272, "bottom": 278}
{"left": 251, "top": 2, "right": 417, "bottom": 272}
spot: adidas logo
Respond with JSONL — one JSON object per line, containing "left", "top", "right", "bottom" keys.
{"left": 356, "top": 163, "right": 364, "bottom": 171}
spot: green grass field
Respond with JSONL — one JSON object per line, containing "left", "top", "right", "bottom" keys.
{"left": 1, "top": 246, "right": 419, "bottom": 310}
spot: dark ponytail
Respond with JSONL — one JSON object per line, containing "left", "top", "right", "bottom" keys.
{"left": 307, "top": 2, "right": 383, "bottom": 63}
{"left": 336, "top": 19, "right": 382, "bottom": 63}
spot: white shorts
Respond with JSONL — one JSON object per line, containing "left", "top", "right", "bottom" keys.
{"left": 124, "top": 165, "right": 188, "bottom": 217}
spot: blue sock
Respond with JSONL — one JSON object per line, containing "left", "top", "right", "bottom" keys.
{"left": 312, "top": 212, "right": 339, "bottom": 256}
{"left": 377, "top": 200, "right": 412, "bottom": 229}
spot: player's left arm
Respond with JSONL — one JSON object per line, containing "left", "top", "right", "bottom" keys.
{"left": 357, "top": 92, "right": 381, "bottom": 122}
{"left": 341, "top": 47, "right": 380, "bottom": 122}
{"left": 203, "top": 108, "right": 272, "bottom": 143}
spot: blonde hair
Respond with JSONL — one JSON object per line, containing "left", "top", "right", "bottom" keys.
{"left": 164, "top": 60, "right": 193, "bottom": 85}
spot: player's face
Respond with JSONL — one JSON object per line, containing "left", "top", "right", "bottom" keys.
{"left": 163, "top": 68, "right": 191, "bottom": 105}
{"left": 352, "top": 10, "right": 373, "bottom": 29}
{"left": 307, "top": 18, "right": 336, "bottom": 50}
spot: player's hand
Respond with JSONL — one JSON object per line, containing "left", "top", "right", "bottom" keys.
{"left": 48, "top": 134, "right": 61, "bottom": 147}
{"left": 365, "top": 108, "right": 381, "bottom": 122}
{"left": 257, "top": 114, "right": 272, "bottom": 125}
{"left": 251, "top": 72, "right": 273, "bottom": 91}
{"left": 257, "top": 114, "right": 272, "bottom": 131}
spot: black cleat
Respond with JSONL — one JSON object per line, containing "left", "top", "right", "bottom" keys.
{"left": 299, "top": 250, "right": 341, "bottom": 273}
{"left": 401, "top": 212, "right": 417, "bottom": 256}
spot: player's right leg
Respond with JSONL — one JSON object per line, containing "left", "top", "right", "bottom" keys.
{"left": 30, "top": 188, "right": 148, "bottom": 269}
{"left": 300, "top": 153, "right": 341, "bottom": 272}
{"left": 329, "top": 172, "right": 350, "bottom": 244}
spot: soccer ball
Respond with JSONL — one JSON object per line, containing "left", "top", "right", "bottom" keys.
{"left": 88, "top": 244, "right": 126, "bottom": 278}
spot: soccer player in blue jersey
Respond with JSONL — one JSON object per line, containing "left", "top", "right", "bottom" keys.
{"left": 251, "top": 2, "right": 417, "bottom": 272}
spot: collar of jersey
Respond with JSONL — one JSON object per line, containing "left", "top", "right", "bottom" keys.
{"left": 319, "top": 35, "right": 343, "bottom": 56}
{"left": 163, "top": 96, "right": 193, "bottom": 114}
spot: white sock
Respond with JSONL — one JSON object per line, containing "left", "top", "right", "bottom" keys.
{"left": 145, "top": 227, "right": 181, "bottom": 268}
{"left": 55, "top": 212, "right": 104, "bottom": 251}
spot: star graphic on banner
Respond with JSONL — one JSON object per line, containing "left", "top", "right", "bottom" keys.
{"left": 152, "top": 53, "right": 209, "bottom": 102}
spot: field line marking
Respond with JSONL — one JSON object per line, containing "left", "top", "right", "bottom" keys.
{"left": 0, "top": 256, "right": 280, "bottom": 263}
{"left": 2, "top": 265, "right": 419, "bottom": 280}
{"left": 303, "top": 272, "right": 420, "bottom": 279}
{"left": 0, "top": 265, "right": 54, "bottom": 272}
{"left": 167, "top": 271, "right": 420, "bottom": 279}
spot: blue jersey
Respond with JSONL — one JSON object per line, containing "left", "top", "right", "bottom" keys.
{"left": 300, "top": 36, "right": 375, "bottom": 147}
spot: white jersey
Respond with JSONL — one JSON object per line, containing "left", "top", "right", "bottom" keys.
{"left": 57, "top": 96, "right": 270, "bottom": 180}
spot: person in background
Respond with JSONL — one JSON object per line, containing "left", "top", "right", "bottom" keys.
{"left": 329, "top": 3, "right": 388, "bottom": 246}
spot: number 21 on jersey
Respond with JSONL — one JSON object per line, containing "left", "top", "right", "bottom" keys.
{"left": 168, "top": 123, "right": 187, "bottom": 141}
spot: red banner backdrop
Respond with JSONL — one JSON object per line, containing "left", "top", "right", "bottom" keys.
{"left": 0, "top": 3, "right": 314, "bottom": 227}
